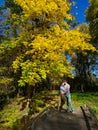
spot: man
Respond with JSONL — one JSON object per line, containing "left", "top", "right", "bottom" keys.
{"left": 59, "top": 80, "right": 74, "bottom": 112}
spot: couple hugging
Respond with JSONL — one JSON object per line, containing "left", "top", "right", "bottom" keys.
{"left": 59, "top": 80, "right": 74, "bottom": 113}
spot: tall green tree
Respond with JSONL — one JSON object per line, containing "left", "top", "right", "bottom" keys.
{"left": 73, "top": 23, "right": 98, "bottom": 92}
{"left": 71, "top": 23, "right": 92, "bottom": 91}
{"left": 86, "top": 0, "right": 98, "bottom": 80}
{"left": 86, "top": 0, "right": 98, "bottom": 46}
{"left": 0, "top": 0, "right": 23, "bottom": 101}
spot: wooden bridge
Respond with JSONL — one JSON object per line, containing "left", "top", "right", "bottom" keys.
{"left": 22, "top": 104, "right": 98, "bottom": 130}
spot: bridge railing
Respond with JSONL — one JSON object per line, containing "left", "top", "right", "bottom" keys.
{"left": 21, "top": 101, "right": 59, "bottom": 130}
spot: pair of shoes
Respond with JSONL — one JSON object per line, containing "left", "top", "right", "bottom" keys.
{"left": 70, "top": 110, "right": 74, "bottom": 113}
{"left": 65, "top": 108, "right": 69, "bottom": 112}
{"left": 65, "top": 109, "right": 68, "bottom": 112}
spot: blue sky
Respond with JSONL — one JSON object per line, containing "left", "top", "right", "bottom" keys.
{"left": 0, "top": 0, "right": 4, "bottom": 5}
{"left": 0, "top": 0, "right": 89, "bottom": 24}
{"left": 71, "top": 0, "right": 89, "bottom": 23}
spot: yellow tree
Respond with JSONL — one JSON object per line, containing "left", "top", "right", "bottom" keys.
{"left": 11, "top": 0, "right": 97, "bottom": 92}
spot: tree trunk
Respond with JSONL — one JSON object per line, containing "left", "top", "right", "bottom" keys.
{"left": 81, "top": 84, "right": 84, "bottom": 92}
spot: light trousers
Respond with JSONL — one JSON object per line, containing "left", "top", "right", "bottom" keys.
{"left": 65, "top": 93, "right": 74, "bottom": 111}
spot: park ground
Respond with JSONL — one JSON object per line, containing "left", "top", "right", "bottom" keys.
{"left": 0, "top": 91, "right": 98, "bottom": 129}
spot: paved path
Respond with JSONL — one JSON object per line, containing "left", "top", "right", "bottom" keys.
{"left": 33, "top": 108, "right": 88, "bottom": 130}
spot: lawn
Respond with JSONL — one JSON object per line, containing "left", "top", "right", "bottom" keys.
{"left": 71, "top": 92, "right": 98, "bottom": 117}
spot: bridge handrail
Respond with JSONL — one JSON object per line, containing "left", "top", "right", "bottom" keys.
{"left": 22, "top": 101, "right": 59, "bottom": 130}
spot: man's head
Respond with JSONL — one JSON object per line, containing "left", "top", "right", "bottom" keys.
{"left": 63, "top": 80, "right": 67, "bottom": 85}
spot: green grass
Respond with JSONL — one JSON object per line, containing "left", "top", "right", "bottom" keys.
{"left": 71, "top": 92, "right": 98, "bottom": 117}
{"left": 0, "top": 97, "right": 27, "bottom": 129}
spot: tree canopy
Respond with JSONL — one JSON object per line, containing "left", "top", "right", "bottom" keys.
{"left": 0, "top": 0, "right": 97, "bottom": 92}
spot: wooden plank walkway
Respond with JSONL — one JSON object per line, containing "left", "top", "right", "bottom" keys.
{"left": 22, "top": 105, "right": 98, "bottom": 130}
{"left": 32, "top": 108, "right": 88, "bottom": 130}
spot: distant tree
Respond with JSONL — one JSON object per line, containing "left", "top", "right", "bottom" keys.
{"left": 86, "top": 0, "right": 98, "bottom": 85}
{"left": 86, "top": 0, "right": 98, "bottom": 47}
{"left": 72, "top": 23, "right": 98, "bottom": 92}
{"left": 0, "top": 0, "right": 22, "bottom": 40}
{"left": 0, "top": 0, "right": 23, "bottom": 100}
